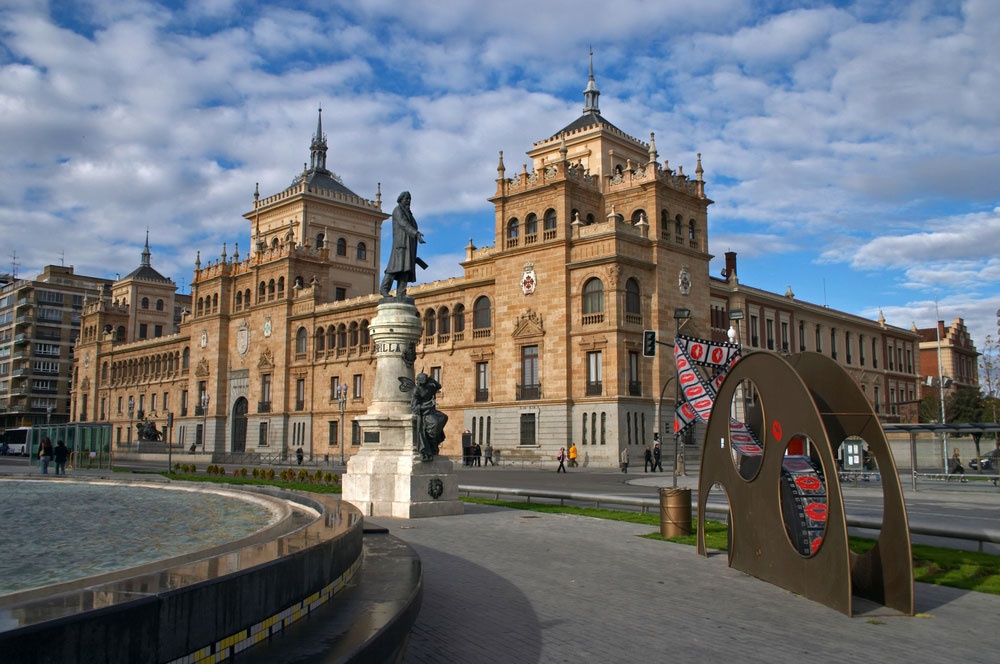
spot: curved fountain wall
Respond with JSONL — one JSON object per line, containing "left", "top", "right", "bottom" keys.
{"left": 0, "top": 479, "right": 365, "bottom": 664}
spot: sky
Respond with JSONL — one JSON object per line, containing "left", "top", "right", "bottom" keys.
{"left": 2, "top": 0, "right": 999, "bottom": 369}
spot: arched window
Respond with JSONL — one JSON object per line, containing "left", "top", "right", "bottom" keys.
{"left": 583, "top": 278, "right": 604, "bottom": 314}
{"left": 544, "top": 208, "right": 557, "bottom": 237}
{"left": 196, "top": 297, "right": 204, "bottom": 316}
{"left": 271, "top": 237, "right": 279, "bottom": 249}
{"left": 507, "top": 218, "right": 519, "bottom": 246}
{"left": 586, "top": 213, "right": 595, "bottom": 224}
{"left": 101, "top": 362, "right": 108, "bottom": 382}
{"left": 141, "top": 297, "right": 149, "bottom": 309}
{"left": 316, "top": 232, "right": 325, "bottom": 249}
{"left": 525, "top": 213, "right": 538, "bottom": 239}
{"left": 424, "top": 308, "right": 436, "bottom": 336}
{"left": 212, "top": 293, "right": 218, "bottom": 312}
{"left": 349, "top": 322, "right": 359, "bottom": 347}
{"left": 625, "top": 278, "right": 641, "bottom": 316}
{"left": 295, "top": 327, "right": 307, "bottom": 355}
{"left": 327, "top": 326, "right": 336, "bottom": 350}
{"left": 631, "top": 209, "right": 646, "bottom": 224}
{"left": 438, "top": 307, "right": 450, "bottom": 335}
{"left": 116, "top": 326, "right": 126, "bottom": 341}
{"left": 473, "top": 296, "right": 492, "bottom": 329}
{"left": 268, "top": 279, "right": 276, "bottom": 299}
{"left": 156, "top": 299, "right": 164, "bottom": 311}
{"left": 258, "top": 281, "right": 266, "bottom": 301}
{"left": 688, "top": 219, "right": 697, "bottom": 241}
{"left": 315, "top": 327, "right": 326, "bottom": 352}
{"left": 360, "top": 320, "right": 370, "bottom": 346}
{"left": 182, "top": 346, "right": 190, "bottom": 370}
{"left": 453, "top": 303, "right": 466, "bottom": 333}
{"left": 277, "top": 276, "right": 285, "bottom": 296}
{"left": 235, "top": 291, "right": 243, "bottom": 310}
{"left": 337, "top": 324, "right": 347, "bottom": 348}
{"left": 336, "top": 238, "right": 347, "bottom": 256}
{"left": 675, "top": 214, "right": 683, "bottom": 237}
{"left": 357, "top": 242, "right": 367, "bottom": 260}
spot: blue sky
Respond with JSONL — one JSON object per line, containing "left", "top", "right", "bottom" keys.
{"left": 2, "top": 0, "right": 999, "bottom": 359}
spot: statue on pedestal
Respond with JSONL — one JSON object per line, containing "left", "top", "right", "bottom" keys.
{"left": 399, "top": 372, "right": 448, "bottom": 461}
{"left": 379, "top": 191, "right": 428, "bottom": 297}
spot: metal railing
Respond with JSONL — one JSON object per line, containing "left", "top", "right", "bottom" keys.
{"left": 457, "top": 484, "right": 1000, "bottom": 552}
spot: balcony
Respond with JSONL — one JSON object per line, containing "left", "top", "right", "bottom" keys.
{"left": 295, "top": 399, "right": 304, "bottom": 411}
{"left": 628, "top": 381, "right": 642, "bottom": 397}
{"left": 585, "top": 381, "right": 603, "bottom": 396}
{"left": 475, "top": 388, "right": 489, "bottom": 403}
{"left": 194, "top": 406, "right": 206, "bottom": 416}
{"left": 516, "top": 383, "right": 541, "bottom": 401}
{"left": 258, "top": 401, "right": 271, "bottom": 413}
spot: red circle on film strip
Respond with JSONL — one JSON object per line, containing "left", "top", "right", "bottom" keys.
{"left": 771, "top": 420, "right": 783, "bottom": 441}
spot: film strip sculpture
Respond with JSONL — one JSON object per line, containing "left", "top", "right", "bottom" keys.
{"left": 697, "top": 351, "right": 914, "bottom": 616}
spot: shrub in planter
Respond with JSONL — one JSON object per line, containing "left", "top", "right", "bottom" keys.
{"left": 239, "top": 467, "right": 248, "bottom": 477}
{"left": 297, "top": 468, "right": 309, "bottom": 481}
{"left": 266, "top": 468, "right": 276, "bottom": 480}
{"left": 173, "top": 463, "right": 182, "bottom": 473}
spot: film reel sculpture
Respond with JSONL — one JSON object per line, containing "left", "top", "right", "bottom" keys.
{"left": 697, "top": 351, "right": 914, "bottom": 616}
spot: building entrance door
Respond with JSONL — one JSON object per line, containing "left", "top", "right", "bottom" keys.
{"left": 231, "top": 397, "right": 248, "bottom": 453}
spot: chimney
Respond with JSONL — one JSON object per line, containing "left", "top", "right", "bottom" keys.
{"left": 724, "top": 251, "right": 738, "bottom": 282}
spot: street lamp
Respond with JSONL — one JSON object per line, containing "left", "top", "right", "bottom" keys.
{"left": 127, "top": 397, "right": 135, "bottom": 448}
{"left": 200, "top": 393, "right": 210, "bottom": 453}
{"left": 46, "top": 404, "right": 54, "bottom": 434}
{"left": 672, "top": 307, "right": 691, "bottom": 488}
{"left": 337, "top": 383, "right": 348, "bottom": 467}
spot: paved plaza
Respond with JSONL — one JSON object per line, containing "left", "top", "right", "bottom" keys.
{"left": 377, "top": 466, "right": 1000, "bottom": 664}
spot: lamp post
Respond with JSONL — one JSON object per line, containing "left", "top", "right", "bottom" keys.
{"left": 127, "top": 398, "right": 135, "bottom": 449}
{"left": 46, "top": 404, "right": 54, "bottom": 435}
{"left": 200, "top": 393, "right": 210, "bottom": 453}
{"left": 337, "top": 384, "right": 348, "bottom": 467}
{"left": 672, "top": 307, "right": 691, "bottom": 488}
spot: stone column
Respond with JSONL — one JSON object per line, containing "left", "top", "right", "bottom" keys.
{"left": 342, "top": 298, "right": 463, "bottom": 518}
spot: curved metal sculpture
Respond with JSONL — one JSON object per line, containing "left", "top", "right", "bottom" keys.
{"left": 697, "top": 351, "right": 913, "bottom": 616}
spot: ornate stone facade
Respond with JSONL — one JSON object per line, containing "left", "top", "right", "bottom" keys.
{"left": 70, "top": 68, "right": 919, "bottom": 467}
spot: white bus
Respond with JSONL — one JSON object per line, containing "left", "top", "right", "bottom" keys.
{"left": 1, "top": 427, "right": 32, "bottom": 456}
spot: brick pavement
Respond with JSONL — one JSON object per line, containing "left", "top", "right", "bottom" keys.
{"left": 375, "top": 468, "right": 1000, "bottom": 664}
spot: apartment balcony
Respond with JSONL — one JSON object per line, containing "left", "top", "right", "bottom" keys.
{"left": 194, "top": 405, "right": 207, "bottom": 417}
{"left": 516, "top": 383, "right": 541, "bottom": 401}
{"left": 474, "top": 388, "right": 489, "bottom": 403}
{"left": 585, "top": 381, "right": 603, "bottom": 396}
{"left": 628, "top": 381, "right": 642, "bottom": 397}
{"left": 295, "top": 400, "right": 304, "bottom": 411}
{"left": 258, "top": 401, "right": 271, "bottom": 413}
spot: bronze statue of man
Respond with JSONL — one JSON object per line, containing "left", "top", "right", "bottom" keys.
{"left": 379, "top": 191, "right": 426, "bottom": 297}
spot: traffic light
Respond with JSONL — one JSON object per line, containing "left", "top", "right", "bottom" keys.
{"left": 642, "top": 330, "right": 656, "bottom": 357}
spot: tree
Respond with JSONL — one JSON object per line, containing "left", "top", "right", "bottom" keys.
{"left": 979, "top": 334, "right": 1000, "bottom": 399}
{"left": 947, "top": 386, "right": 984, "bottom": 424}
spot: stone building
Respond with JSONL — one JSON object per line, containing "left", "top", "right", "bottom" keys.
{"left": 70, "top": 64, "right": 921, "bottom": 466}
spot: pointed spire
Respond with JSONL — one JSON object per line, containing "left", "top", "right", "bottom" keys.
{"left": 309, "top": 106, "right": 328, "bottom": 173}
{"left": 583, "top": 50, "right": 600, "bottom": 114}
{"left": 497, "top": 150, "right": 506, "bottom": 177}
{"left": 648, "top": 133, "right": 658, "bottom": 165}
{"left": 141, "top": 229, "right": 151, "bottom": 267}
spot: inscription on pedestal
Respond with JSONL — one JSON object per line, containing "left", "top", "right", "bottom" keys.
{"left": 363, "top": 431, "right": 381, "bottom": 443}
{"left": 375, "top": 342, "right": 403, "bottom": 354}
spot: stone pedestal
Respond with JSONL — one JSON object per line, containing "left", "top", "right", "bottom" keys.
{"left": 342, "top": 297, "right": 463, "bottom": 518}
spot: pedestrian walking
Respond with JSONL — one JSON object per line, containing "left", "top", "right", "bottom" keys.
{"left": 568, "top": 443, "right": 578, "bottom": 467}
{"left": 53, "top": 440, "right": 70, "bottom": 475}
{"left": 948, "top": 448, "right": 967, "bottom": 482}
{"left": 652, "top": 442, "right": 663, "bottom": 472}
{"left": 644, "top": 445, "right": 653, "bottom": 472}
{"left": 296, "top": 446, "right": 304, "bottom": 465}
{"left": 484, "top": 442, "right": 495, "bottom": 466}
{"left": 620, "top": 447, "right": 629, "bottom": 473}
{"left": 38, "top": 436, "right": 54, "bottom": 475}
{"left": 556, "top": 447, "right": 567, "bottom": 473}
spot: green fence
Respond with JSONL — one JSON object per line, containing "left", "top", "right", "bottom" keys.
{"left": 28, "top": 423, "right": 114, "bottom": 470}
